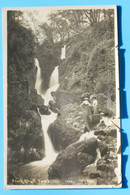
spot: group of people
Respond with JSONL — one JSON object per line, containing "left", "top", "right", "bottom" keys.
{"left": 38, "top": 91, "right": 99, "bottom": 133}
{"left": 80, "top": 93, "right": 98, "bottom": 132}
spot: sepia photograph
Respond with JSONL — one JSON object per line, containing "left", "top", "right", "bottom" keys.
{"left": 3, "top": 5, "right": 121, "bottom": 189}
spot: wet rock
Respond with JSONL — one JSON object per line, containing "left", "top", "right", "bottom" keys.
{"left": 38, "top": 105, "right": 51, "bottom": 115}
{"left": 82, "top": 166, "right": 102, "bottom": 179}
{"left": 90, "top": 172, "right": 101, "bottom": 179}
{"left": 49, "top": 100, "right": 61, "bottom": 115}
{"left": 77, "top": 152, "right": 96, "bottom": 168}
{"left": 91, "top": 114, "right": 101, "bottom": 127}
{"left": 98, "top": 141, "right": 108, "bottom": 157}
{"left": 29, "top": 89, "right": 44, "bottom": 108}
{"left": 52, "top": 90, "right": 78, "bottom": 107}
{"left": 8, "top": 110, "right": 44, "bottom": 164}
{"left": 96, "top": 178, "right": 109, "bottom": 185}
{"left": 48, "top": 138, "right": 98, "bottom": 179}
{"left": 49, "top": 106, "right": 60, "bottom": 115}
{"left": 84, "top": 126, "right": 89, "bottom": 133}
{"left": 48, "top": 118, "right": 81, "bottom": 151}
{"left": 94, "top": 130, "right": 106, "bottom": 137}
{"left": 97, "top": 135, "right": 106, "bottom": 141}
{"left": 96, "top": 93, "right": 110, "bottom": 114}
{"left": 98, "top": 120, "right": 106, "bottom": 128}
{"left": 48, "top": 103, "right": 86, "bottom": 150}
{"left": 97, "top": 158, "right": 116, "bottom": 180}
{"left": 49, "top": 100, "right": 61, "bottom": 110}
{"left": 107, "top": 129, "right": 117, "bottom": 138}
{"left": 97, "top": 158, "right": 106, "bottom": 168}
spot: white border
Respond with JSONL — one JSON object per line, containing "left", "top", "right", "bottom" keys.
{"left": 114, "top": 6, "right": 122, "bottom": 187}
{"left": 3, "top": 5, "right": 121, "bottom": 189}
{"left": 3, "top": 8, "right": 8, "bottom": 190}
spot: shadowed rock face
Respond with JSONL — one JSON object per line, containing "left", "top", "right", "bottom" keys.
{"left": 48, "top": 117, "right": 82, "bottom": 151}
{"left": 38, "top": 105, "right": 51, "bottom": 115}
{"left": 48, "top": 138, "right": 98, "bottom": 179}
{"left": 8, "top": 110, "right": 44, "bottom": 164}
{"left": 52, "top": 90, "right": 79, "bottom": 107}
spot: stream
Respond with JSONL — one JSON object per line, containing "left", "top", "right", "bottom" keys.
{"left": 34, "top": 58, "right": 59, "bottom": 166}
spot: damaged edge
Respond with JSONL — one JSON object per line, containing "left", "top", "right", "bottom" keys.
{"left": 2, "top": 8, "right": 8, "bottom": 189}
{"left": 3, "top": 5, "right": 122, "bottom": 189}
{"left": 114, "top": 6, "right": 122, "bottom": 187}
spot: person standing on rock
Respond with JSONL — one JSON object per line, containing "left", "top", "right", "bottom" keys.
{"left": 90, "top": 94, "right": 98, "bottom": 114}
{"left": 80, "top": 97, "right": 94, "bottom": 132}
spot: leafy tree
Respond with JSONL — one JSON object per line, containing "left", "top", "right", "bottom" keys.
{"left": 8, "top": 11, "right": 35, "bottom": 81}
{"left": 7, "top": 11, "right": 36, "bottom": 127}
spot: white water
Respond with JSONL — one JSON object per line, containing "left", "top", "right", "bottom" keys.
{"left": 43, "top": 66, "right": 60, "bottom": 105}
{"left": 34, "top": 58, "right": 42, "bottom": 95}
{"left": 78, "top": 131, "right": 97, "bottom": 142}
{"left": 61, "top": 45, "right": 66, "bottom": 60}
{"left": 35, "top": 58, "right": 59, "bottom": 166}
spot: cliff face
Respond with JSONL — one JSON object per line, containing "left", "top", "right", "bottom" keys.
{"left": 46, "top": 20, "right": 118, "bottom": 184}
{"left": 59, "top": 24, "right": 115, "bottom": 107}
{"left": 7, "top": 12, "right": 44, "bottom": 164}
{"left": 7, "top": 10, "right": 118, "bottom": 185}
{"left": 46, "top": 19, "right": 116, "bottom": 149}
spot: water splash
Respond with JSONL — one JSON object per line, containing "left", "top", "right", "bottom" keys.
{"left": 61, "top": 45, "right": 66, "bottom": 60}
{"left": 35, "top": 58, "right": 59, "bottom": 166}
{"left": 42, "top": 66, "right": 60, "bottom": 105}
{"left": 34, "top": 58, "right": 42, "bottom": 95}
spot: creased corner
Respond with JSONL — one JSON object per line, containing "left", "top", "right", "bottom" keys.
{"left": 114, "top": 181, "right": 122, "bottom": 188}
{"left": 111, "top": 118, "right": 120, "bottom": 131}
{"left": 117, "top": 145, "right": 121, "bottom": 154}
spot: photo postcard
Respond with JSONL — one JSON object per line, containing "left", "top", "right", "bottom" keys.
{"left": 3, "top": 5, "right": 122, "bottom": 189}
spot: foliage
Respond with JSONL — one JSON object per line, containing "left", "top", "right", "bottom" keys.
{"left": 40, "top": 9, "right": 114, "bottom": 43}
{"left": 36, "top": 39, "right": 61, "bottom": 90}
{"left": 7, "top": 8, "right": 116, "bottom": 165}
{"left": 8, "top": 11, "right": 35, "bottom": 81}
{"left": 7, "top": 11, "right": 44, "bottom": 164}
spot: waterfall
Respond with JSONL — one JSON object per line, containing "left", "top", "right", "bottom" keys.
{"left": 34, "top": 58, "right": 42, "bottom": 95}
{"left": 43, "top": 66, "right": 60, "bottom": 105}
{"left": 35, "top": 58, "right": 59, "bottom": 165}
{"left": 61, "top": 45, "right": 66, "bottom": 60}
{"left": 78, "top": 131, "right": 101, "bottom": 167}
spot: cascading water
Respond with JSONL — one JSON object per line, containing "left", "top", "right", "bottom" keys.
{"left": 34, "top": 58, "right": 59, "bottom": 166}
{"left": 43, "top": 66, "right": 60, "bottom": 105}
{"left": 34, "top": 58, "right": 42, "bottom": 95}
{"left": 61, "top": 45, "right": 66, "bottom": 60}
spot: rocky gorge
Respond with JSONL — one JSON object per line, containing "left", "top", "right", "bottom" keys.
{"left": 7, "top": 9, "right": 119, "bottom": 186}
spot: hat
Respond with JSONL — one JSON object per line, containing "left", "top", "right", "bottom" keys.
{"left": 90, "top": 94, "right": 97, "bottom": 99}
{"left": 84, "top": 97, "right": 89, "bottom": 100}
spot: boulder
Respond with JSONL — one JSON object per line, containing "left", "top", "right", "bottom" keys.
{"left": 82, "top": 166, "right": 102, "bottom": 179}
{"left": 52, "top": 90, "right": 78, "bottom": 107}
{"left": 98, "top": 141, "right": 108, "bottom": 157}
{"left": 107, "top": 129, "right": 117, "bottom": 138}
{"left": 97, "top": 158, "right": 117, "bottom": 180}
{"left": 48, "top": 138, "right": 98, "bottom": 179}
{"left": 48, "top": 103, "right": 86, "bottom": 151}
{"left": 94, "top": 130, "right": 106, "bottom": 137}
{"left": 8, "top": 110, "right": 44, "bottom": 164}
{"left": 91, "top": 114, "right": 101, "bottom": 127}
{"left": 49, "top": 100, "right": 61, "bottom": 110}
{"left": 48, "top": 118, "right": 81, "bottom": 151}
{"left": 98, "top": 120, "right": 106, "bottom": 128}
{"left": 96, "top": 93, "right": 111, "bottom": 115}
{"left": 49, "top": 106, "right": 60, "bottom": 115}
{"left": 37, "top": 105, "right": 51, "bottom": 115}
{"left": 49, "top": 100, "right": 61, "bottom": 115}
{"left": 29, "top": 89, "right": 44, "bottom": 107}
